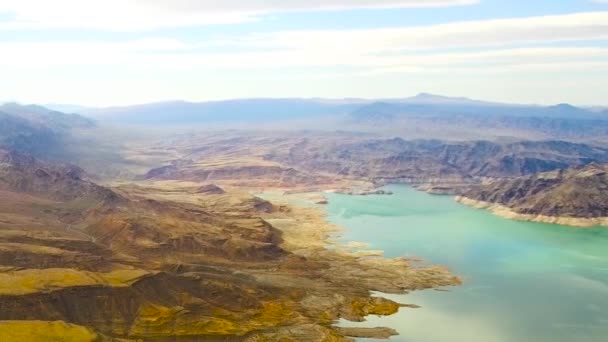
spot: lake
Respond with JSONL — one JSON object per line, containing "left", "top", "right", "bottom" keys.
{"left": 329, "top": 185, "right": 608, "bottom": 342}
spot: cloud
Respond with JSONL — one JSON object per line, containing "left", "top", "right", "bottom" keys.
{"left": 0, "top": 1, "right": 254, "bottom": 30}
{"left": 1, "top": 11, "right": 608, "bottom": 73}
{"left": 137, "top": 0, "right": 480, "bottom": 12}
{"left": 259, "top": 11, "right": 608, "bottom": 52}
{"left": 0, "top": 0, "right": 478, "bottom": 31}
{"left": 2, "top": 37, "right": 607, "bottom": 75}
{"left": 1, "top": 10, "right": 608, "bottom": 106}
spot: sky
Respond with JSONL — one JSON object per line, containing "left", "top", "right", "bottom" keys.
{"left": 0, "top": 0, "right": 607, "bottom": 107}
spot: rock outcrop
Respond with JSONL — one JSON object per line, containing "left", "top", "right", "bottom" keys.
{"left": 457, "top": 163, "right": 608, "bottom": 225}
{"left": 195, "top": 184, "right": 226, "bottom": 194}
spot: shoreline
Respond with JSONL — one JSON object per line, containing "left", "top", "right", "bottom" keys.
{"left": 261, "top": 191, "right": 462, "bottom": 340}
{"left": 455, "top": 196, "right": 608, "bottom": 228}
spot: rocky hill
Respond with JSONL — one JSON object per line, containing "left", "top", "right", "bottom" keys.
{"left": 270, "top": 137, "right": 608, "bottom": 185}
{"left": 0, "top": 149, "right": 117, "bottom": 202}
{"left": 457, "top": 163, "right": 608, "bottom": 226}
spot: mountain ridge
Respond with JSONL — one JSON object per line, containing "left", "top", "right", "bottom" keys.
{"left": 65, "top": 95, "right": 608, "bottom": 141}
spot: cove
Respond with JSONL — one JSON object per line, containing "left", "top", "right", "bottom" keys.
{"left": 329, "top": 185, "right": 608, "bottom": 342}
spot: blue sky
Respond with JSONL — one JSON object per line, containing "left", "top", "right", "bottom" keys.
{"left": 0, "top": 0, "right": 607, "bottom": 106}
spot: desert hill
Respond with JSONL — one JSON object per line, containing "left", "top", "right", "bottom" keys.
{"left": 457, "top": 163, "right": 608, "bottom": 225}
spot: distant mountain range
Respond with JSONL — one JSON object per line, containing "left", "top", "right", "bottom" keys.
{"left": 43, "top": 93, "right": 604, "bottom": 141}
{"left": 8, "top": 94, "right": 608, "bottom": 150}
{"left": 41, "top": 93, "right": 606, "bottom": 124}
{"left": 45, "top": 93, "right": 604, "bottom": 123}
{"left": 78, "top": 99, "right": 361, "bottom": 125}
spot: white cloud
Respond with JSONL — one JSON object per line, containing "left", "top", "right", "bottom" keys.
{"left": 1, "top": 11, "right": 608, "bottom": 72}
{"left": 260, "top": 11, "right": 608, "bottom": 52}
{"left": 0, "top": 0, "right": 477, "bottom": 30}
{"left": 0, "top": 39, "right": 193, "bottom": 67}
{"left": 137, "top": 0, "right": 479, "bottom": 11}
{"left": 2, "top": 36, "right": 607, "bottom": 74}
{"left": 0, "top": 1, "right": 253, "bottom": 30}
{"left": 1, "top": 9, "right": 608, "bottom": 105}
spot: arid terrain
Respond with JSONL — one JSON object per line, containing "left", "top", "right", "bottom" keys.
{"left": 2, "top": 1, "right": 607, "bottom": 340}
{"left": 0, "top": 146, "right": 459, "bottom": 341}
{"left": 1, "top": 101, "right": 608, "bottom": 340}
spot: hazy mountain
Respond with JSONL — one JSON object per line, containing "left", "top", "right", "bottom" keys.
{"left": 350, "top": 98, "right": 603, "bottom": 120}
{"left": 0, "top": 103, "right": 95, "bottom": 157}
{"left": 397, "top": 93, "right": 503, "bottom": 106}
{"left": 78, "top": 95, "right": 608, "bottom": 141}
{"left": 84, "top": 94, "right": 604, "bottom": 125}
{"left": 84, "top": 98, "right": 362, "bottom": 125}
{"left": 0, "top": 102, "right": 94, "bottom": 130}
{"left": 43, "top": 103, "right": 92, "bottom": 114}
{"left": 587, "top": 106, "right": 608, "bottom": 113}
{"left": 349, "top": 97, "right": 608, "bottom": 140}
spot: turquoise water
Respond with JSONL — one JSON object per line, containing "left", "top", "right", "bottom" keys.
{"left": 329, "top": 185, "right": 608, "bottom": 342}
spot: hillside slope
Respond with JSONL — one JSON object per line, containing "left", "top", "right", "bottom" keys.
{"left": 457, "top": 163, "right": 608, "bottom": 226}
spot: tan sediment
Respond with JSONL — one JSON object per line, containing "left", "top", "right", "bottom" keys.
{"left": 455, "top": 196, "right": 608, "bottom": 228}
{"left": 0, "top": 268, "right": 151, "bottom": 295}
{"left": 0, "top": 321, "right": 102, "bottom": 342}
{"left": 335, "top": 326, "right": 398, "bottom": 339}
{"left": 343, "top": 241, "right": 370, "bottom": 249}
